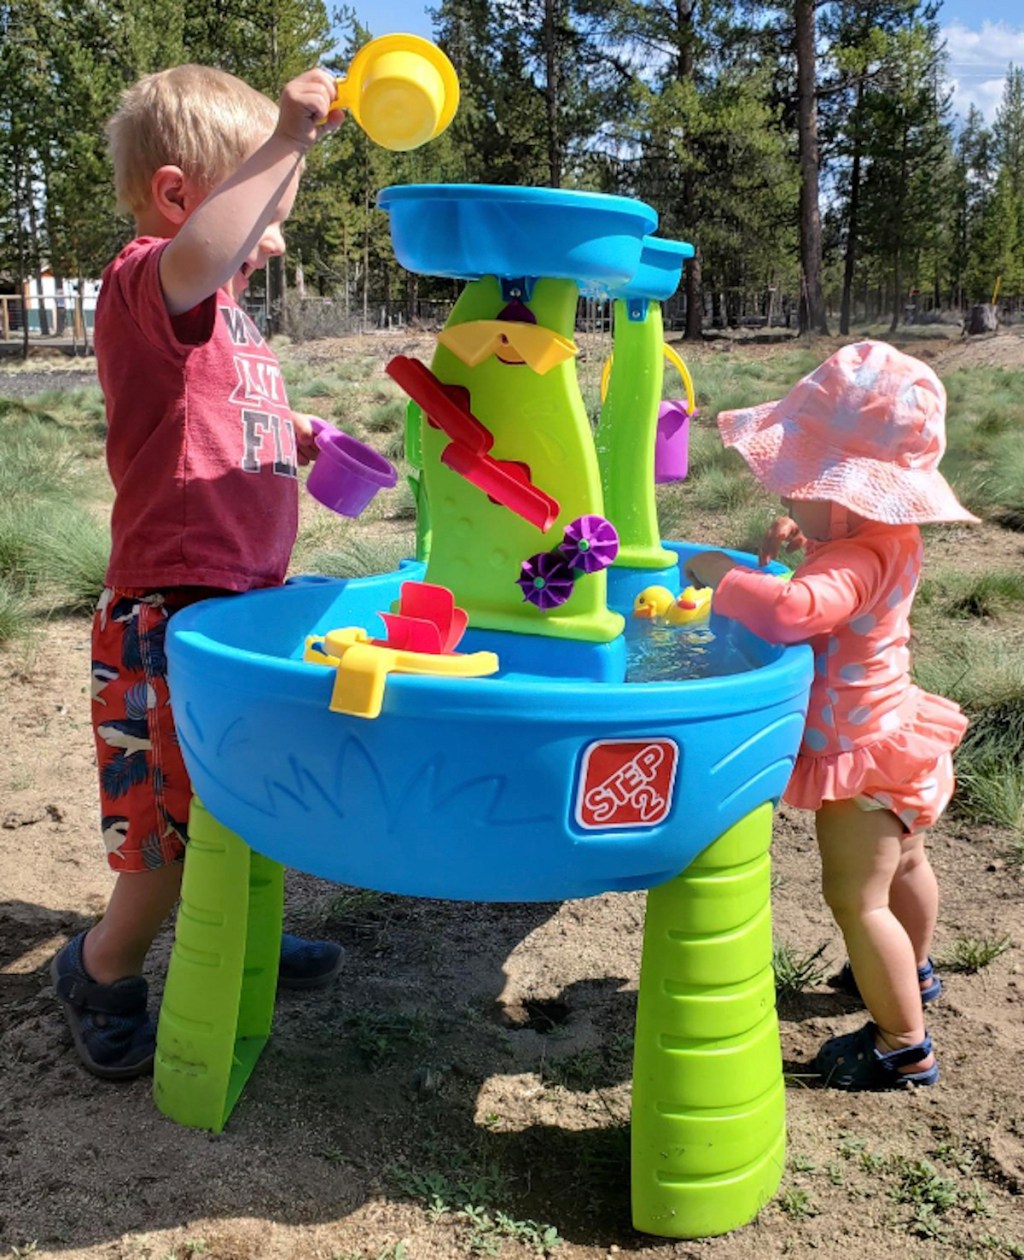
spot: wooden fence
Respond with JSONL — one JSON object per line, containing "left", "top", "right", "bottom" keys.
{"left": 0, "top": 294, "right": 94, "bottom": 341}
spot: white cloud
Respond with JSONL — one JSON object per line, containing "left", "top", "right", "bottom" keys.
{"left": 943, "top": 20, "right": 1024, "bottom": 120}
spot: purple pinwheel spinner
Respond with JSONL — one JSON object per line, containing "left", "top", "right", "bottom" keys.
{"left": 558, "top": 514, "right": 619, "bottom": 573}
{"left": 516, "top": 551, "right": 576, "bottom": 610}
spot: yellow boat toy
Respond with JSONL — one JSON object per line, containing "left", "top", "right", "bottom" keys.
{"left": 632, "top": 584, "right": 712, "bottom": 626}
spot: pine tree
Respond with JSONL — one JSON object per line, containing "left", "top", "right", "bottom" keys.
{"left": 857, "top": 18, "right": 950, "bottom": 330}
{"left": 950, "top": 105, "right": 993, "bottom": 310}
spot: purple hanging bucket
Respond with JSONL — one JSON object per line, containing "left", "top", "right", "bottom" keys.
{"left": 654, "top": 400, "right": 692, "bottom": 484}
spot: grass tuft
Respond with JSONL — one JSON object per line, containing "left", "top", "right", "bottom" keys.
{"left": 772, "top": 942, "right": 830, "bottom": 995}
{"left": 935, "top": 936, "right": 1012, "bottom": 973}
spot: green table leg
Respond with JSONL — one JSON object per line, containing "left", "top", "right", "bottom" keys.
{"left": 631, "top": 802, "right": 785, "bottom": 1238}
{"left": 154, "top": 798, "right": 283, "bottom": 1132}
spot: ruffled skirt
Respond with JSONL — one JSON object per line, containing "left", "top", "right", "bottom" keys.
{"left": 785, "top": 686, "right": 968, "bottom": 812}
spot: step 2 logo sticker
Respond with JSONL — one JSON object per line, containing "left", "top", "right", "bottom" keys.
{"left": 575, "top": 738, "right": 679, "bottom": 830}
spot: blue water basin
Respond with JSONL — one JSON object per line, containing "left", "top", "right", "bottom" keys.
{"left": 378, "top": 184, "right": 658, "bottom": 292}
{"left": 167, "top": 546, "right": 811, "bottom": 901}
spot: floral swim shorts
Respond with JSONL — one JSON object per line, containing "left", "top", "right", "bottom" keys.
{"left": 91, "top": 587, "right": 230, "bottom": 872}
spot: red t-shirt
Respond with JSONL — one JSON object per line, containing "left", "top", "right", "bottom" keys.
{"left": 95, "top": 236, "right": 299, "bottom": 592}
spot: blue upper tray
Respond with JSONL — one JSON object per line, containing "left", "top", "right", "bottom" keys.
{"left": 378, "top": 184, "right": 659, "bottom": 292}
{"left": 608, "top": 236, "right": 695, "bottom": 301}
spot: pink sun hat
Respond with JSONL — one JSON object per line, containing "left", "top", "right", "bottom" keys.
{"left": 717, "top": 340, "right": 979, "bottom": 525}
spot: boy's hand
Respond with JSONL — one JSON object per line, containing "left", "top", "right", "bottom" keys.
{"left": 684, "top": 551, "right": 738, "bottom": 590}
{"left": 759, "top": 515, "right": 806, "bottom": 567}
{"left": 276, "top": 69, "right": 344, "bottom": 150}
{"left": 292, "top": 411, "right": 320, "bottom": 466}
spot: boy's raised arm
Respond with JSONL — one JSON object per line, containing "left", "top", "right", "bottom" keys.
{"left": 159, "top": 69, "right": 342, "bottom": 316}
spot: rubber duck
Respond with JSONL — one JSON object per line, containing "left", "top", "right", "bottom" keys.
{"left": 632, "top": 584, "right": 712, "bottom": 626}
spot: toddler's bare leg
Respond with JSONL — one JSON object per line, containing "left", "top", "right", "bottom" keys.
{"left": 889, "top": 831, "right": 938, "bottom": 972}
{"left": 83, "top": 864, "right": 184, "bottom": 983}
{"left": 816, "top": 800, "right": 934, "bottom": 1069}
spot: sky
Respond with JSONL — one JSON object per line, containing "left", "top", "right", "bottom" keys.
{"left": 351, "top": 0, "right": 1024, "bottom": 123}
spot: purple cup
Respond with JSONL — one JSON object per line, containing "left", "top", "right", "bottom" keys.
{"left": 306, "top": 418, "right": 398, "bottom": 517}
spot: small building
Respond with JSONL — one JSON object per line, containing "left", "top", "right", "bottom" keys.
{"left": 1, "top": 267, "right": 100, "bottom": 340}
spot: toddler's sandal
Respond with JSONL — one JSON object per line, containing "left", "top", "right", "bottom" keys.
{"left": 832, "top": 958, "right": 942, "bottom": 1005}
{"left": 50, "top": 932, "right": 155, "bottom": 1080}
{"left": 814, "top": 1021, "right": 939, "bottom": 1090}
{"left": 278, "top": 932, "right": 345, "bottom": 990}
{"left": 917, "top": 957, "right": 943, "bottom": 1004}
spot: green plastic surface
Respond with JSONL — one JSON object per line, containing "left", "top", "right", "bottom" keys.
{"left": 421, "top": 275, "right": 622, "bottom": 642}
{"left": 153, "top": 799, "right": 283, "bottom": 1133}
{"left": 597, "top": 300, "right": 676, "bottom": 570}
{"left": 630, "top": 803, "right": 785, "bottom": 1238}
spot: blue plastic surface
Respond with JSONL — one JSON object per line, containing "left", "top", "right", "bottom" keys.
{"left": 608, "top": 237, "right": 694, "bottom": 301}
{"left": 167, "top": 544, "right": 812, "bottom": 902}
{"left": 378, "top": 184, "right": 659, "bottom": 292}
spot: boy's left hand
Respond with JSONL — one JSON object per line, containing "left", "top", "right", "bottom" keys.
{"left": 292, "top": 412, "right": 320, "bottom": 466}
{"left": 684, "top": 551, "right": 738, "bottom": 590}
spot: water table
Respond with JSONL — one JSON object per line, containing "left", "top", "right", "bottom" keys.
{"left": 155, "top": 184, "right": 813, "bottom": 1240}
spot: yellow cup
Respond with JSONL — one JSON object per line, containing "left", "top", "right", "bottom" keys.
{"left": 332, "top": 34, "right": 459, "bottom": 151}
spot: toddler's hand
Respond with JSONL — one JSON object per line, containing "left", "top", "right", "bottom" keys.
{"left": 684, "top": 551, "right": 737, "bottom": 590}
{"left": 759, "top": 516, "right": 806, "bottom": 567}
{"left": 292, "top": 411, "right": 320, "bottom": 466}
{"left": 276, "top": 69, "right": 344, "bottom": 151}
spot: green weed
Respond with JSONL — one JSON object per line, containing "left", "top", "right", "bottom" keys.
{"left": 332, "top": 1245, "right": 409, "bottom": 1260}
{"left": 309, "top": 534, "right": 415, "bottom": 579}
{"left": 935, "top": 936, "right": 1012, "bottom": 973}
{"left": 777, "top": 1187, "right": 818, "bottom": 1220}
{"left": 889, "top": 1156, "right": 959, "bottom": 1213}
{"left": 313, "top": 888, "right": 389, "bottom": 932}
{"left": 23, "top": 502, "right": 109, "bottom": 612}
{"left": 788, "top": 1153, "right": 816, "bottom": 1173}
{"left": 364, "top": 398, "right": 406, "bottom": 434}
{"left": 688, "top": 465, "right": 765, "bottom": 513}
{"left": 541, "top": 1036, "right": 632, "bottom": 1091}
{"left": 917, "top": 569, "right": 1024, "bottom": 620}
{"left": 389, "top": 1156, "right": 562, "bottom": 1254}
{"left": 346, "top": 1009, "right": 431, "bottom": 1067}
{"left": 0, "top": 578, "right": 30, "bottom": 645}
{"left": 772, "top": 942, "right": 829, "bottom": 995}
{"left": 979, "top": 1234, "right": 1024, "bottom": 1259}
{"left": 914, "top": 642, "right": 1024, "bottom": 834}
{"left": 933, "top": 1138, "right": 981, "bottom": 1174}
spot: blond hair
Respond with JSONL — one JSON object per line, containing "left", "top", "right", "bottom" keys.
{"left": 107, "top": 64, "right": 278, "bottom": 215}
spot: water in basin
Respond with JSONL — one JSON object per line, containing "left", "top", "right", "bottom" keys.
{"left": 625, "top": 618, "right": 760, "bottom": 682}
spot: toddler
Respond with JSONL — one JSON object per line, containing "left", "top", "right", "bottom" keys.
{"left": 51, "top": 64, "right": 346, "bottom": 1079}
{"left": 685, "top": 340, "right": 977, "bottom": 1090}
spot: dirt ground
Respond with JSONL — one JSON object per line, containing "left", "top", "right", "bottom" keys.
{"left": 1, "top": 329, "right": 1023, "bottom": 1260}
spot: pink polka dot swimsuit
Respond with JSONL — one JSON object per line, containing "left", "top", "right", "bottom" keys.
{"left": 713, "top": 519, "right": 967, "bottom": 830}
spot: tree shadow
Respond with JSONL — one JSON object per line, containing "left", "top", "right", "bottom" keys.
{"left": 0, "top": 900, "right": 94, "bottom": 1027}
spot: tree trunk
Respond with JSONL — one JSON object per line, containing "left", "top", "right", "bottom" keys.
{"left": 543, "top": 0, "right": 562, "bottom": 187}
{"left": 889, "top": 122, "right": 909, "bottom": 333}
{"left": 675, "top": 0, "right": 703, "bottom": 342}
{"left": 839, "top": 79, "right": 864, "bottom": 336}
{"left": 795, "top": 0, "right": 829, "bottom": 336}
{"left": 362, "top": 184, "right": 370, "bottom": 332}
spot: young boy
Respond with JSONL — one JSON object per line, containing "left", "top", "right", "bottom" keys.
{"left": 51, "top": 63, "right": 346, "bottom": 1080}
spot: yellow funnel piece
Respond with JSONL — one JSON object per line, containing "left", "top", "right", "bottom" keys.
{"left": 438, "top": 320, "right": 578, "bottom": 374}
{"left": 330, "top": 34, "right": 460, "bottom": 151}
{"left": 304, "top": 628, "right": 497, "bottom": 719}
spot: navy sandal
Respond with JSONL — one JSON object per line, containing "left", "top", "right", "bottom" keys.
{"left": 834, "top": 957, "right": 942, "bottom": 1005}
{"left": 53, "top": 930, "right": 343, "bottom": 1077}
{"left": 50, "top": 932, "right": 155, "bottom": 1081}
{"left": 815, "top": 1021, "right": 939, "bottom": 1090}
{"left": 277, "top": 933, "right": 345, "bottom": 990}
